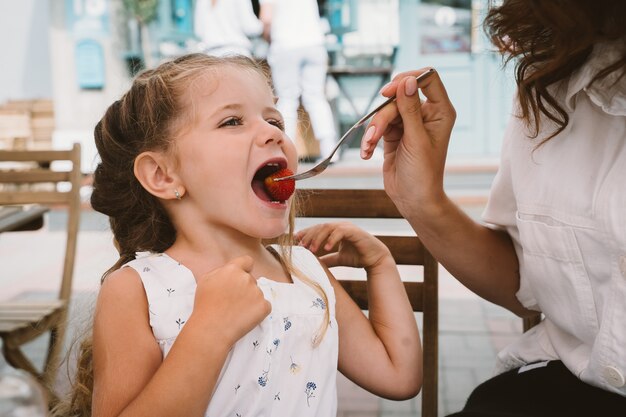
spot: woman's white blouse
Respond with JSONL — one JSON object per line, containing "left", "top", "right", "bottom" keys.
{"left": 483, "top": 41, "right": 626, "bottom": 396}
{"left": 125, "top": 246, "right": 338, "bottom": 416}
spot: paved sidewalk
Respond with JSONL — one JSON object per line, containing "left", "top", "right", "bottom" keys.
{"left": 0, "top": 153, "right": 522, "bottom": 416}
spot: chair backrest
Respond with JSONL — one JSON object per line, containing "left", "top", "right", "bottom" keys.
{"left": 294, "top": 188, "right": 439, "bottom": 417}
{"left": 0, "top": 144, "right": 82, "bottom": 302}
{"left": 523, "top": 313, "right": 543, "bottom": 332}
{"left": 0, "top": 109, "right": 33, "bottom": 150}
{"left": 3, "top": 99, "right": 55, "bottom": 149}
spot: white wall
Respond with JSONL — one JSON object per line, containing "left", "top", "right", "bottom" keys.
{"left": 1, "top": 0, "right": 132, "bottom": 172}
{"left": 0, "top": 0, "right": 52, "bottom": 103}
{"left": 49, "top": 0, "right": 130, "bottom": 172}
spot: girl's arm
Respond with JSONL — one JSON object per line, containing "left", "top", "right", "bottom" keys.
{"left": 92, "top": 256, "right": 269, "bottom": 417}
{"left": 296, "top": 223, "right": 422, "bottom": 399}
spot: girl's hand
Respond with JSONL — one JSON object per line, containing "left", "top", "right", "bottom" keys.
{"left": 360, "top": 69, "right": 456, "bottom": 217}
{"left": 296, "top": 222, "right": 392, "bottom": 271}
{"left": 192, "top": 256, "right": 271, "bottom": 347}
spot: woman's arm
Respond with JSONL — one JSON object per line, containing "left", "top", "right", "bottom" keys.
{"left": 361, "top": 70, "right": 531, "bottom": 316}
{"left": 92, "top": 256, "right": 269, "bottom": 417}
{"left": 297, "top": 222, "right": 422, "bottom": 399}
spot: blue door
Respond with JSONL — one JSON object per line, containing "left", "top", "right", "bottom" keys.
{"left": 397, "top": 0, "right": 516, "bottom": 158}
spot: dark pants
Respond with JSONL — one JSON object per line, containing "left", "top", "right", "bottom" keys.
{"left": 447, "top": 361, "right": 626, "bottom": 417}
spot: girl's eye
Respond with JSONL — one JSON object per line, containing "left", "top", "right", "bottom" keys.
{"left": 220, "top": 117, "right": 243, "bottom": 127}
{"left": 268, "top": 119, "right": 285, "bottom": 131}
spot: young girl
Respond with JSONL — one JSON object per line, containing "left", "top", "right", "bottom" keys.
{"left": 58, "top": 54, "right": 422, "bottom": 417}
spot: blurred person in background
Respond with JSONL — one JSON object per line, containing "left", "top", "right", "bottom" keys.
{"left": 260, "top": 0, "right": 338, "bottom": 162}
{"left": 194, "top": 0, "right": 263, "bottom": 57}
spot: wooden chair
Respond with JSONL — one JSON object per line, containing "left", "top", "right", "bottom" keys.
{"left": 0, "top": 144, "right": 82, "bottom": 400}
{"left": 0, "top": 108, "right": 33, "bottom": 150}
{"left": 523, "top": 313, "right": 543, "bottom": 332}
{"left": 293, "top": 188, "right": 439, "bottom": 417}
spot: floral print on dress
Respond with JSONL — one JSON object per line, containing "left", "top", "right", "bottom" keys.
{"left": 289, "top": 356, "right": 301, "bottom": 374}
{"left": 310, "top": 297, "right": 326, "bottom": 310}
{"left": 305, "top": 381, "right": 317, "bottom": 406}
{"left": 130, "top": 247, "right": 338, "bottom": 416}
{"left": 258, "top": 368, "right": 269, "bottom": 387}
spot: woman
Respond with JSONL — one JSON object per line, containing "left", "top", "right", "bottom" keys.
{"left": 360, "top": 0, "right": 626, "bottom": 415}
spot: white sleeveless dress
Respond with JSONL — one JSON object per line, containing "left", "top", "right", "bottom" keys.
{"left": 124, "top": 245, "right": 338, "bottom": 416}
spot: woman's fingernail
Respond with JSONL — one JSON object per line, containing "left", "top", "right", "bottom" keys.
{"left": 363, "top": 125, "right": 376, "bottom": 143}
{"left": 405, "top": 77, "right": 418, "bottom": 96}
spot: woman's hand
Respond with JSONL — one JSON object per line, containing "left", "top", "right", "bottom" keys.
{"left": 192, "top": 256, "right": 270, "bottom": 347}
{"left": 360, "top": 69, "right": 456, "bottom": 217}
{"left": 296, "top": 222, "right": 392, "bottom": 271}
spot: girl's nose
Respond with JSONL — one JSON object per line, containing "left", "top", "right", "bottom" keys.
{"left": 259, "top": 125, "right": 284, "bottom": 146}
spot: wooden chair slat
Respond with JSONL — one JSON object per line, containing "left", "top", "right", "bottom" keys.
{"left": 297, "top": 189, "right": 402, "bottom": 218}
{"left": 338, "top": 280, "right": 424, "bottom": 311}
{"left": 0, "top": 192, "right": 70, "bottom": 205}
{"left": 375, "top": 236, "right": 425, "bottom": 264}
{"left": 0, "top": 301, "right": 64, "bottom": 310}
{"left": 0, "top": 149, "right": 75, "bottom": 162}
{"left": 0, "top": 144, "right": 81, "bottom": 401}
{"left": 0, "top": 312, "right": 56, "bottom": 321}
{"left": 0, "top": 170, "right": 70, "bottom": 183}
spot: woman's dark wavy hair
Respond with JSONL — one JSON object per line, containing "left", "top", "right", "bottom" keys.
{"left": 485, "top": 0, "right": 626, "bottom": 143}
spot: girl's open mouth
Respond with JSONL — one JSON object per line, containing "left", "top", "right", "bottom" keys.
{"left": 251, "top": 162, "right": 285, "bottom": 203}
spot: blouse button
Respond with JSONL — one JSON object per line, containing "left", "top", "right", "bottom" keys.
{"left": 619, "top": 255, "right": 626, "bottom": 278}
{"left": 603, "top": 366, "right": 625, "bottom": 388}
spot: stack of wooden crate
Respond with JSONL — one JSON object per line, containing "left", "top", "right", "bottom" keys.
{"left": 0, "top": 99, "right": 54, "bottom": 150}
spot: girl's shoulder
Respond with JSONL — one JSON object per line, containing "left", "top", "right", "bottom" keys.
{"left": 96, "top": 266, "right": 148, "bottom": 325}
{"left": 100, "top": 265, "right": 144, "bottom": 299}
{"left": 123, "top": 252, "right": 196, "bottom": 300}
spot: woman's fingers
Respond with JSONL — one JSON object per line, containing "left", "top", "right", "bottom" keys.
{"left": 360, "top": 68, "right": 454, "bottom": 159}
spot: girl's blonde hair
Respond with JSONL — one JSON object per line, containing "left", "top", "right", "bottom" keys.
{"left": 52, "top": 53, "right": 329, "bottom": 416}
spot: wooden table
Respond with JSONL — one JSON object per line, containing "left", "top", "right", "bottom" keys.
{"left": 0, "top": 205, "right": 49, "bottom": 233}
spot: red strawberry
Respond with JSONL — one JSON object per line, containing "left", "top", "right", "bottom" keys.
{"left": 263, "top": 168, "right": 295, "bottom": 201}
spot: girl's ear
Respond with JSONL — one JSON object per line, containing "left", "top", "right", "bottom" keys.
{"left": 134, "top": 151, "right": 184, "bottom": 200}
